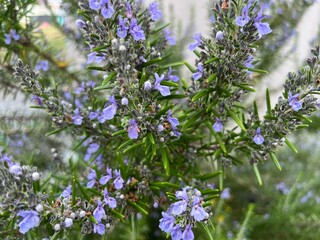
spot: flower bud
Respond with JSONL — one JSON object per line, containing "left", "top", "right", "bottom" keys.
{"left": 64, "top": 218, "right": 73, "bottom": 228}
{"left": 54, "top": 224, "right": 60, "bottom": 231}
{"left": 144, "top": 81, "right": 152, "bottom": 91}
{"left": 36, "top": 204, "right": 43, "bottom": 212}
{"left": 79, "top": 210, "right": 86, "bottom": 218}
{"left": 121, "top": 97, "right": 128, "bottom": 105}
{"left": 75, "top": 19, "right": 86, "bottom": 28}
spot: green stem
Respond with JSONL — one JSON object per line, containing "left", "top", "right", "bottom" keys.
{"left": 236, "top": 204, "right": 255, "bottom": 240}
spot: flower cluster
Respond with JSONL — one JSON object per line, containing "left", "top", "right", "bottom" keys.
{"left": 4, "top": 29, "right": 20, "bottom": 44}
{"left": 159, "top": 187, "right": 209, "bottom": 240}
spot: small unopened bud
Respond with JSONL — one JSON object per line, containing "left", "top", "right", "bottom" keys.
{"left": 64, "top": 218, "right": 73, "bottom": 228}
{"left": 36, "top": 204, "right": 43, "bottom": 212}
{"left": 106, "top": 223, "right": 111, "bottom": 229}
{"left": 144, "top": 81, "right": 152, "bottom": 91}
{"left": 121, "top": 97, "right": 128, "bottom": 105}
{"left": 111, "top": 38, "right": 118, "bottom": 46}
{"left": 215, "top": 31, "right": 224, "bottom": 40}
{"left": 79, "top": 210, "right": 86, "bottom": 218}
{"left": 119, "top": 45, "right": 126, "bottom": 51}
{"left": 75, "top": 19, "right": 86, "bottom": 28}
{"left": 70, "top": 212, "right": 76, "bottom": 219}
{"left": 54, "top": 224, "right": 60, "bottom": 231}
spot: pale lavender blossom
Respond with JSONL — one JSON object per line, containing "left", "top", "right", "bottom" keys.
{"left": 35, "top": 60, "right": 49, "bottom": 72}
{"left": 117, "top": 17, "right": 129, "bottom": 38}
{"left": 93, "top": 200, "right": 106, "bottom": 222}
{"left": 154, "top": 73, "right": 170, "bottom": 96}
{"left": 167, "top": 67, "right": 179, "bottom": 82}
{"left": 149, "top": 1, "right": 162, "bottom": 21}
{"left": 167, "top": 110, "right": 179, "bottom": 130}
{"left": 182, "top": 225, "right": 194, "bottom": 240}
{"left": 101, "top": 0, "right": 115, "bottom": 19}
{"left": 104, "top": 188, "right": 117, "bottom": 208}
{"left": 165, "top": 29, "right": 176, "bottom": 45}
{"left": 254, "top": 10, "right": 272, "bottom": 36}
{"left": 159, "top": 212, "right": 175, "bottom": 233}
{"left": 215, "top": 31, "right": 224, "bottom": 40}
{"left": 171, "top": 224, "right": 183, "bottom": 240}
{"left": 188, "top": 33, "right": 201, "bottom": 51}
{"left": 171, "top": 188, "right": 188, "bottom": 215}
{"left": 235, "top": 3, "right": 251, "bottom": 27}
{"left": 213, "top": 117, "right": 223, "bottom": 132}
{"left": 129, "top": 18, "right": 145, "bottom": 41}
{"left": 128, "top": 119, "right": 139, "bottom": 139}
{"left": 288, "top": 92, "right": 302, "bottom": 111}
{"left": 114, "top": 169, "right": 124, "bottom": 190}
{"left": 190, "top": 196, "right": 208, "bottom": 221}
{"left": 192, "top": 63, "right": 203, "bottom": 80}
{"left": 87, "top": 169, "right": 97, "bottom": 188}
{"left": 17, "top": 210, "right": 40, "bottom": 234}
{"left": 93, "top": 223, "right": 106, "bottom": 235}
{"left": 99, "top": 167, "right": 113, "bottom": 185}
{"left": 253, "top": 127, "right": 264, "bottom": 145}
{"left": 60, "top": 185, "right": 72, "bottom": 198}
{"left": 72, "top": 108, "right": 83, "bottom": 125}
{"left": 98, "top": 96, "right": 117, "bottom": 123}
{"left": 89, "top": 0, "right": 101, "bottom": 10}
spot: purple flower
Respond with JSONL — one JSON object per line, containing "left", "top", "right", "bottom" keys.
{"left": 125, "top": 2, "right": 133, "bottom": 18}
{"left": 104, "top": 188, "right": 117, "bottom": 208}
{"left": 129, "top": 18, "right": 145, "bottom": 41}
{"left": 154, "top": 73, "right": 170, "bottom": 96}
{"left": 89, "top": 110, "right": 100, "bottom": 120}
{"left": 87, "top": 143, "right": 100, "bottom": 154}
{"left": 117, "top": 17, "right": 129, "bottom": 38}
{"left": 172, "top": 189, "right": 188, "bottom": 215}
{"left": 165, "top": 29, "right": 176, "bottom": 45}
{"left": 276, "top": 182, "right": 289, "bottom": 195}
{"left": 215, "top": 31, "right": 224, "bottom": 40}
{"left": 235, "top": 3, "right": 251, "bottom": 27}
{"left": 188, "top": 33, "right": 201, "bottom": 51}
{"left": 99, "top": 167, "right": 113, "bottom": 185}
{"left": 87, "top": 169, "right": 97, "bottom": 188}
{"left": 213, "top": 117, "right": 223, "bottom": 132}
{"left": 182, "top": 225, "right": 194, "bottom": 240}
{"left": 191, "top": 196, "right": 208, "bottom": 221}
{"left": 167, "top": 67, "right": 179, "bottom": 82}
{"left": 9, "top": 164, "right": 22, "bottom": 176}
{"left": 93, "top": 200, "right": 106, "bottom": 222}
{"left": 128, "top": 119, "right": 139, "bottom": 139}
{"left": 192, "top": 63, "right": 204, "bottom": 80}
{"left": 93, "top": 223, "right": 105, "bottom": 235}
{"left": 87, "top": 52, "right": 104, "bottom": 64}
{"left": 72, "top": 108, "right": 83, "bottom": 125}
{"left": 5, "top": 33, "right": 12, "bottom": 44}
{"left": 35, "top": 60, "right": 49, "bottom": 72}
{"left": 288, "top": 92, "right": 302, "bottom": 111}
{"left": 61, "top": 185, "right": 72, "bottom": 198}
{"left": 17, "top": 210, "right": 40, "bottom": 234}
{"left": 244, "top": 55, "right": 254, "bottom": 68}
{"left": 89, "top": 0, "right": 101, "bottom": 10}
{"left": 98, "top": 96, "right": 117, "bottom": 123}
{"left": 254, "top": 10, "right": 272, "bottom": 36}
{"left": 114, "top": 169, "right": 124, "bottom": 190}
{"left": 31, "top": 95, "right": 43, "bottom": 106}
{"left": 253, "top": 127, "right": 264, "bottom": 145}
{"left": 149, "top": 1, "right": 162, "bottom": 21}
{"left": 4, "top": 29, "right": 20, "bottom": 44}
{"left": 0, "top": 154, "right": 13, "bottom": 166}
{"left": 171, "top": 224, "right": 183, "bottom": 240}
{"left": 159, "top": 212, "right": 175, "bottom": 233}
{"left": 221, "top": 188, "right": 231, "bottom": 200}
{"left": 101, "top": 0, "right": 114, "bottom": 19}
{"left": 167, "top": 110, "right": 179, "bottom": 130}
